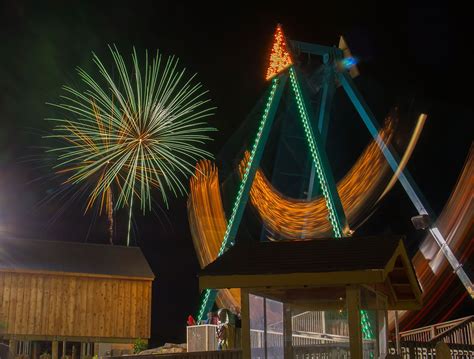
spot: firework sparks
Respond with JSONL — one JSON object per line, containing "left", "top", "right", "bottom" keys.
{"left": 46, "top": 46, "right": 216, "bottom": 223}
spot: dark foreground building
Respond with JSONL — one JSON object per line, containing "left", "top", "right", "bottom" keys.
{"left": 199, "top": 235, "right": 422, "bottom": 359}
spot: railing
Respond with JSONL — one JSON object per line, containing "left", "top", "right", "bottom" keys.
{"left": 187, "top": 325, "right": 241, "bottom": 352}
{"left": 292, "top": 311, "right": 326, "bottom": 334}
{"left": 187, "top": 325, "right": 218, "bottom": 352}
{"left": 399, "top": 315, "right": 474, "bottom": 344}
{"left": 184, "top": 316, "right": 474, "bottom": 358}
{"left": 250, "top": 328, "right": 350, "bottom": 348}
{"left": 293, "top": 343, "right": 375, "bottom": 359}
{"left": 388, "top": 341, "right": 474, "bottom": 358}
{"left": 270, "top": 311, "right": 349, "bottom": 338}
{"left": 250, "top": 330, "right": 375, "bottom": 359}
{"left": 249, "top": 343, "right": 376, "bottom": 359}
{"left": 430, "top": 316, "right": 474, "bottom": 345}
{"left": 106, "top": 350, "right": 241, "bottom": 359}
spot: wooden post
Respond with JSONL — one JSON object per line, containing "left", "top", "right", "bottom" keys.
{"left": 322, "top": 310, "right": 326, "bottom": 334}
{"left": 376, "top": 310, "right": 388, "bottom": 357}
{"left": 375, "top": 293, "right": 388, "bottom": 358}
{"left": 394, "top": 310, "right": 401, "bottom": 354}
{"left": 52, "top": 341, "right": 59, "bottom": 359}
{"left": 9, "top": 339, "right": 17, "bottom": 359}
{"left": 62, "top": 341, "right": 66, "bottom": 359}
{"left": 32, "top": 342, "right": 38, "bottom": 359}
{"left": 283, "top": 303, "right": 293, "bottom": 359}
{"left": 346, "top": 285, "right": 362, "bottom": 359}
{"left": 263, "top": 298, "right": 267, "bottom": 359}
{"left": 240, "top": 289, "right": 251, "bottom": 359}
{"left": 71, "top": 345, "right": 76, "bottom": 359}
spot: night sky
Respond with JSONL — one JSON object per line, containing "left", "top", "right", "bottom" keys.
{"left": 0, "top": 0, "right": 472, "bottom": 346}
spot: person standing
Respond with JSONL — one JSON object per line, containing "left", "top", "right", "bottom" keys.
{"left": 216, "top": 309, "right": 229, "bottom": 350}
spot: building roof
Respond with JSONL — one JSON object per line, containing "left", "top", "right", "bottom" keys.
{"left": 201, "top": 235, "right": 401, "bottom": 276}
{"left": 200, "top": 236, "right": 422, "bottom": 310}
{"left": 0, "top": 237, "right": 154, "bottom": 279}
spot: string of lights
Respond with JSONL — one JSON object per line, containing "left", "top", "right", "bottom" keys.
{"left": 266, "top": 24, "right": 293, "bottom": 80}
{"left": 289, "top": 67, "right": 346, "bottom": 238}
{"left": 195, "top": 77, "right": 281, "bottom": 320}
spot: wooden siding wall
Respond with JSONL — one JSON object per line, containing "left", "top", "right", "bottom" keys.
{"left": 0, "top": 271, "right": 152, "bottom": 340}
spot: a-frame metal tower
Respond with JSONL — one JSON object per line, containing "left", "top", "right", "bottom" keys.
{"left": 196, "top": 25, "right": 473, "bottom": 324}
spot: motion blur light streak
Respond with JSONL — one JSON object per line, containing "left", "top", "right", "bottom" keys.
{"left": 377, "top": 113, "right": 427, "bottom": 202}
{"left": 239, "top": 117, "right": 395, "bottom": 238}
{"left": 188, "top": 160, "right": 226, "bottom": 266}
{"left": 188, "top": 115, "right": 407, "bottom": 309}
{"left": 187, "top": 160, "right": 239, "bottom": 310}
{"left": 396, "top": 144, "right": 474, "bottom": 329}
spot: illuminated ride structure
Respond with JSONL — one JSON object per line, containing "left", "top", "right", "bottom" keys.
{"left": 187, "top": 25, "right": 473, "bottom": 333}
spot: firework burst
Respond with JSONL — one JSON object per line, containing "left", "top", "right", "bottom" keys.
{"left": 46, "top": 46, "right": 216, "bottom": 238}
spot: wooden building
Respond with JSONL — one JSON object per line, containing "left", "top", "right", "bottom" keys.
{"left": 199, "top": 235, "right": 422, "bottom": 359}
{"left": 0, "top": 238, "right": 154, "bottom": 359}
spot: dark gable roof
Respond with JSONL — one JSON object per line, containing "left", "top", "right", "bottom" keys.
{"left": 0, "top": 238, "right": 154, "bottom": 279}
{"left": 201, "top": 235, "right": 403, "bottom": 276}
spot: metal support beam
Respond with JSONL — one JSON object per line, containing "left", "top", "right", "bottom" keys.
{"left": 304, "top": 65, "right": 337, "bottom": 201}
{"left": 317, "top": 66, "right": 336, "bottom": 144}
{"left": 221, "top": 74, "right": 288, "bottom": 251}
{"left": 290, "top": 67, "right": 349, "bottom": 237}
{"left": 337, "top": 69, "right": 474, "bottom": 298}
{"left": 196, "top": 74, "right": 288, "bottom": 320}
{"left": 290, "top": 40, "right": 341, "bottom": 58}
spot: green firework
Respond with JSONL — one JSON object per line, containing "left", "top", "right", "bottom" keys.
{"left": 46, "top": 46, "right": 216, "bottom": 215}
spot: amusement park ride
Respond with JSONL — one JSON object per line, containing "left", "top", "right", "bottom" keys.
{"left": 188, "top": 25, "right": 473, "bottom": 330}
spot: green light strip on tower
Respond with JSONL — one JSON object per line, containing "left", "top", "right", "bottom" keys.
{"left": 219, "top": 77, "right": 279, "bottom": 255}
{"left": 361, "top": 309, "right": 374, "bottom": 339}
{"left": 290, "top": 67, "right": 374, "bottom": 342}
{"left": 197, "top": 288, "right": 211, "bottom": 320}
{"left": 361, "top": 309, "right": 375, "bottom": 358}
{"left": 288, "top": 67, "right": 343, "bottom": 238}
{"left": 196, "top": 77, "right": 280, "bottom": 321}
